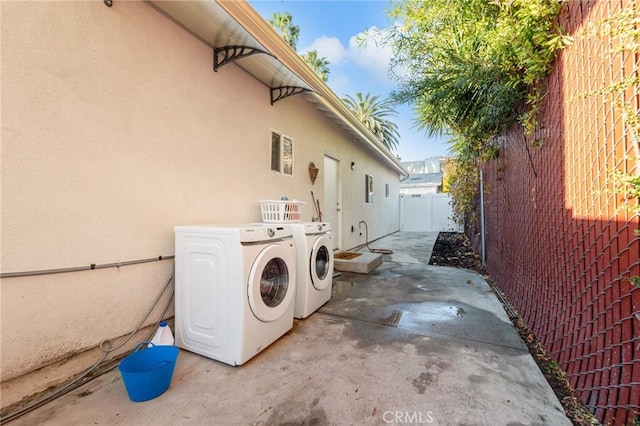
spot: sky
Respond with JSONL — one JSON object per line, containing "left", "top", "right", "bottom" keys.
{"left": 248, "top": 0, "right": 452, "bottom": 162}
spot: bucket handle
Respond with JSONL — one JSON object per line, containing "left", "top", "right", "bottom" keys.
{"left": 142, "top": 360, "right": 171, "bottom": 373}
{"left": 132, "top": 341, "right": 154, "bottom": 353}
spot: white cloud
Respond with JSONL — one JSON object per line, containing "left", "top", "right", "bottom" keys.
{"left": 300, "top": 26, "right": 400, "bottom": 88}
{"left": 348, "top": 26, "right": 395, "bottom": 84}
{"left": 299, "top": 36, "right": 348, "bottom": 65}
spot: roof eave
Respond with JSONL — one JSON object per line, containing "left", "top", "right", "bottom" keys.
{"left": 217, "top": 1, "right": 408, "bottom": 177}
{"left": 146, "top": 0, "right": 408, "bottom": 178}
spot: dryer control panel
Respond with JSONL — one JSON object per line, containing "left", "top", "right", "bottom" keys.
{"left": 239, "top": 225, "right": 293, "bottom": 243}
{"left": 303, "top": 222, "right": 331, "bottom": 235}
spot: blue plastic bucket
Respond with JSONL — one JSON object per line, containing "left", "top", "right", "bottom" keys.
{"left": 118, "top": 342, "right": 179, "bottom": 402}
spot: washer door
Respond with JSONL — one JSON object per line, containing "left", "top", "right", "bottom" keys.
{"left": 310, "top": 235, "right": 334, "bottom": 291}
{"left": 248, "top": 244, "right": 293, "bottom": 322}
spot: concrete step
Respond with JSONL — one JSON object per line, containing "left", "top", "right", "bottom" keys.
{"left": 333, "top": 251, "right": 383, "bottom": 274}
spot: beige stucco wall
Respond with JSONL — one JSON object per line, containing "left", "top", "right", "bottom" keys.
{"left": 1, "top": 0, "right": 401, "bottom": 408}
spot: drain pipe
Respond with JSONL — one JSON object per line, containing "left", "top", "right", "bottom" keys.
{"left": 479, "top": 169, "right": 486, "bottom": 265}
{"left": 0, "top": 255, "right": 175, "bottom": 279}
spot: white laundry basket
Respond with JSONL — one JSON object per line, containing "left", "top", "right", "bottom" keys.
{"left": 259, "top": 200, "right": 304, "bottom": 223}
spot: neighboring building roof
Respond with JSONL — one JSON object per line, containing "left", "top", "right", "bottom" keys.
{"left": 403, "top": 172, "right": 442, "bottom": 186}
{"left": 147, "top": 0, "right": 409, "bottom": 178}
{"left": 400, "top": 157, "right": 444, "bottom": 189}
{"left": 402, "top": 157, "right": 443, "bottom": 174}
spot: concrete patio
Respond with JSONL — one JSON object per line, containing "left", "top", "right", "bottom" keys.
{"left": 8, "top": 232, "right": 570, "bottom": 425}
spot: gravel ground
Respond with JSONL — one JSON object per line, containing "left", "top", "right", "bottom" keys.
{"left": 427, "top": 232, "right": 599, "bottom": 426}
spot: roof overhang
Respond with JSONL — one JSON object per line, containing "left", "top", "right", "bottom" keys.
{"left": 145, "top": 0, "right": 409, "bottom": 177}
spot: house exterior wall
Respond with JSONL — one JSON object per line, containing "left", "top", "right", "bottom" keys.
{"left": 0, "top": 1, "right": 401, "bottom": 408}
{"left": 339, "top": 163, "right": 400, "bottom": 250}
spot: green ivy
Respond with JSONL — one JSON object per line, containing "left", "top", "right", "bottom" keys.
{"left": 613, "top": 171, "right": 640, "bottom": 210}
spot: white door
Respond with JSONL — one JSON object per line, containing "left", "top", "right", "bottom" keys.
{"left": 323, "top": 154, "right": 341, "bottom": 249}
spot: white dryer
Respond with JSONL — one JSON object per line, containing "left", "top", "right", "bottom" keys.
{"left": 174, "top": 224, "right": 296, "bottom": 366}
{"left": 290, "top": 222, "right": 334, "bottom": 319}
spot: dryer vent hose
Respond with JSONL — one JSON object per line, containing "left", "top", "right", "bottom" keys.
{"left": 358, "top": 221, "right": 393, "bottom": 255}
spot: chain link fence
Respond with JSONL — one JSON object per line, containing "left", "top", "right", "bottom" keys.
{"left": 469, "top": 1, "right": 639, "bottom": 423}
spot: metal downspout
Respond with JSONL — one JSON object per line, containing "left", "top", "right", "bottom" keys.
{"left": 480, "top": 169, "right": 486, "bottom": 264}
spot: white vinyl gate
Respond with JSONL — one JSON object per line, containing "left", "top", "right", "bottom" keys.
{"left": 400, "top": 193, "right": 462, "bottom": 232}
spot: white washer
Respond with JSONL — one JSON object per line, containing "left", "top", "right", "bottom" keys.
{"left": 174, "top": 224, "right": 296, "bottom": 366}
{"left": 290, "top": 222, "right": 334, "bottom": 319}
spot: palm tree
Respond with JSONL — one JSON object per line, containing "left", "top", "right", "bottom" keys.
{"left": 267, "top": 12, "right": 299, "bottom": 50}
{"left": 300, "top": 50, "right": 330, "bottom": 82}
{"left": 342, "top": 92, "right": 400, "bottom": 151}
{"left": 268, "top": 12, "right": 331, "bottom": 83}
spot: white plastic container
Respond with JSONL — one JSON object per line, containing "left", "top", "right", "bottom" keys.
{"left": 149, "top": 321, "right": 174, "bottom": 347}
{"left": 259, "top": 200, "right": 304, "bottom": 223}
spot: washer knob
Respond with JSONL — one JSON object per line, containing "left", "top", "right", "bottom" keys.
{"left": 317, "top": 224, "right": 322, "bottom": 231}
{"left": 267, "top": 228, "right": 275, "bottom": 237}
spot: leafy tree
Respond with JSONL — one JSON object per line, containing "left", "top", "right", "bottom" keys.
{"left": 381, "top": 0, "right": 569, "bottom": 222}
{"left": 300, "top": 50, "right": 330, "bottom": 82}
{"left": 386, "top": 0, "right": 569, "bottom": 156}
{"left": 342, "top": 92, "right": 401, "bottom": 151}
{"left": 268, "top": 12, "right": 299, "bottom": 50}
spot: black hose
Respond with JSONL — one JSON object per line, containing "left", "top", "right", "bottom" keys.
{"left": 359, "top": 221, "right": 393, "bottom": 255}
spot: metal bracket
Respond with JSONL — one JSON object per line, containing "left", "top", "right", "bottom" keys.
{"left": 213, "top": 45, "right": 274, "bottom": 71}
{"left": 270, "top": 86, "right": 312, "bottom": 105}
{"left": 213, "top": 46, "right": 315, "bottom": 105}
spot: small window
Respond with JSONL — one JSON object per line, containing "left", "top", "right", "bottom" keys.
{"left": 271, "top": 132, "right": 281, "bottom": 172}
{"left": 365, "top": 174, "right": 374, "bottom": 204}
{"left": 270, "top": 131, "right": 294, "bottom": 176}
{"left": 385, "top": 183, "right": 390, "bottom": 198}
{"left": 282, "top": 136, "right": 293, "bottom": 175}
